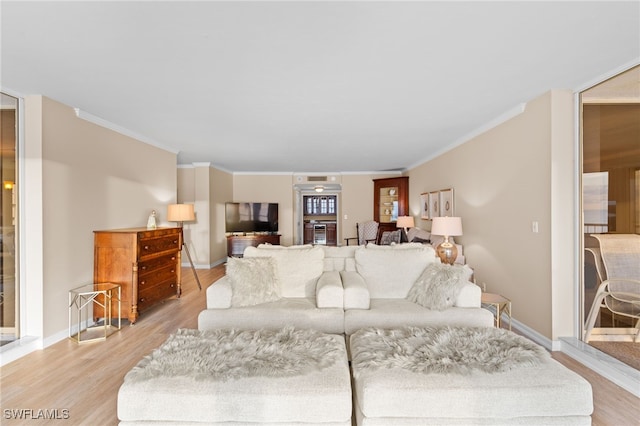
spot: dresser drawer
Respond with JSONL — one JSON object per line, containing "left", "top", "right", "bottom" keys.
{"left": 138, "top": 264, "right": 177, "bottom": 290}
{"left": 138, "top": 253, "right": 178, "bottom": 277}
{"left": 138, "top": 279, "right": 178, "bottom": 312}
{"left": 138, "top": 234, "right": 180, "bottom": 258}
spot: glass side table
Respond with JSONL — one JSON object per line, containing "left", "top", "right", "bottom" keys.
{"left": 69, "top": 283, "right": 121, "bottom": 343}
{"left": 481, "top": 292, "right": 512, "bottom": 330}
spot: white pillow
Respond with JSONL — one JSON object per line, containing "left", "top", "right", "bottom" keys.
{"left": 244, "top": 245, "right": 324, "bottom": 298}
{"left": 406, "top": 263, "right": 472, "bottom": 310}
{"left": 226, "top": 257, "right": 281, "bottom": 307}
{"left": 355, "top": 245, "right": 436, "bottom": 298}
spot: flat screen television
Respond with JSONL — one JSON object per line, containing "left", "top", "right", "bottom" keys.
{"left": 225, "top": 202, "right": 279, "bottom": 234}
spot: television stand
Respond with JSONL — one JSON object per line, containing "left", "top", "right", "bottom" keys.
{"left": 227, "top": 234, "right": 281, "bottom": 257}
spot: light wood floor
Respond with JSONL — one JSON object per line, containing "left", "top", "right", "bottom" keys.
{"left": 1, "top": 265, "right": 638, "bottom": 425}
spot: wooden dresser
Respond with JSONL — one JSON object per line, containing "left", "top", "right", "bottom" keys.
{"left": 93, "top": 227, "right": 182, "bottom": 323}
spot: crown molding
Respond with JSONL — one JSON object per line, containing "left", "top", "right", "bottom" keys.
{"left": 74, "top": 108, "right": 179, "bottom": 154}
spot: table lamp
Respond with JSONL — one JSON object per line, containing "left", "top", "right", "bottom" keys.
{"left": 167, "top": 203, "right": 201, "bottom": 290}
{"left": 431, "top": 216, "right": 463, "bottom": 265}
{"left": 396, "top": 216, "right": 415, "bottom": 243}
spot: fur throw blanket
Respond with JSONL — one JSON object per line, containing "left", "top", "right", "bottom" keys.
{"left": 351, "top": 326, "right": 549, "bottom": 377}
{"left": 125, "top": 327, "right": 343, "bottom": 383}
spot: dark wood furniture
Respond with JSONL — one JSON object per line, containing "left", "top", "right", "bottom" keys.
{"left": 226, "top": 234, "right": 281, "bottom": 257}
{"left": 303, "top": 222, "right": 337, "bottom": 246}
{"left": 373, "top": 176, "right": 409, "bottom": 241}
{"left": 93, "top": 227, "right": 182, "bottom": 323}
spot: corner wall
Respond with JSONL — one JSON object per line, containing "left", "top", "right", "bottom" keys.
{"left": 407, "top": 90, "right": 575, "bottom": 341}
{"left": 28, "top": 96, "right": 177, "bottom": 340}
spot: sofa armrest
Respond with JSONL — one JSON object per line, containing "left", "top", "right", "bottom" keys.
{"left": 206, "top": 276, "right": 232, "bottom": 309}
{"left": 341, "top": 271, "right": 370, "bottom": 310}
{"left": 455, "top": 282, "right": 482, "bottom": 308}
{"left": 316, "top": 271, "right": 344, "bottom": 308}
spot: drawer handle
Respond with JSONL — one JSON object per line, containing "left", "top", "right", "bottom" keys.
{"left": 173, "top": 240, "right": 178, "bottom": 244}
{"left": 171, "top": 269, "right": 175, "bottom": 273}
{"left": 140, "top": 298, "right": 145, "bottom": 303}
{"left": 170, "top": 284, "right": 175, "bottom": 288}
{"left": 141, "top": 265, "right": 147, "bottom": 271}
{"left": 140, "top": 280, "right": 146, "bottom": 285}
{"left": 171, "top": 256, "right": 176, "bottom": 261}
{"left": 144, "top": 245, "right": 150, "bottom": 250}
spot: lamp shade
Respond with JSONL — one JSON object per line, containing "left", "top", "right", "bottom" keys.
{"left": 167, "top": 203, "right": 195, "bottom": 222}
{"left": 396, "top": 216, "right": 415, "bottom": 229}
{"left": 431, "top": 216, "right": 462, "bottom": 237}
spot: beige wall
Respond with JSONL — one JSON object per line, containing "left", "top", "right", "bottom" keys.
{"left": 177, "top": 165, "right": 232, "bottom": 267}
{"left": 183, "top": 171, "right": 397, "bottom": 263}
{"left": 173, "top": 91, "right": 577, "bottom": 343}
{"left": 407, "top": 90, "right": 575, "bottom": 341}
{"left": 27, "top": 96, "right": 177, "bottom": 340}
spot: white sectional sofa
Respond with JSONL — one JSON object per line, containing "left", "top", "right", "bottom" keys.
{"left": 197, "top": 243, "right": 493, "bottom": 334}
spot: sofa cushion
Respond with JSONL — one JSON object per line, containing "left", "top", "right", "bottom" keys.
{"left": 226, "top": 257, "right": 281, "bottom": 307}
{"left": 407, "top": 227, "right": 431, "bottom": 243}
{"left": 355, "top": 244, "right": 437, "bottom": 298}
{"left": 344, "top": 299, "right": 495, "bottom": 335}
{"left": 118, "top": 330, "right": 352, "bottom": 425}
{"left": 199, "top": 298, "right": 345, "bottom": 334}
{"left": 322, "top": 245, "right": 358, "bottom": 272}
{"left": 349, "top": 328, "right": 593, "bottom": 422}
{"left": 244, "top": 245, "right": 324, "bottom": 298}
{"left": 407, "top": 263, "right": 473, "bottom": 310}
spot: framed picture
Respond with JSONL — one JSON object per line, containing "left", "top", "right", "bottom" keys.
{"left": 420, "top": 193, "right": 429, "bottom": 219}
{"left": 439, "top": 188, "right": 454, "bottom": 216}
{"left": 429, "top": 191, "right": 440, "bottom": 219}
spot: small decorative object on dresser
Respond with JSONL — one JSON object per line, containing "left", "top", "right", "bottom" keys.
{"left": 93, "top": 227, "right": 182, "bottom": 323}
{"left": 146, "top": 210, "right": 157, "bottom": 229}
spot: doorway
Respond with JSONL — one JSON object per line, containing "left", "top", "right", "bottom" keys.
{"left": 293, "top": 184, "right": 342, "bottom": 246}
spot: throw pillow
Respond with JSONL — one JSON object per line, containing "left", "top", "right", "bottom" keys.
{"left": 226, "top": 257, "right": 281, "bottom": 307}
{"left": 411, "top": 236, "right": 431, "bottom": 244}
{"left": 406, "top": 263, "right": 471, "bottom": 310}
{"left": 379, "top": 230, "right": 402, "bottom": 245}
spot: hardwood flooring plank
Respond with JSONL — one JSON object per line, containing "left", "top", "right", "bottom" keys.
{"left": 1, "top": 265, "right": 638, "bottom": 425}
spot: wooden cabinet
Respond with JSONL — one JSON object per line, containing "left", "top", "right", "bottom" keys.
{"left": 227, "top": 234, "right": 281, "bottom": 257}
{"left": 93, "top": 227, "right": 182, "bottom": 323}
{"left": 373, "top": 176, "right": 409, "bottom": 237}
{"left": 303, "top": 223, "right": 314, "bottom": 244}
{"left": 326, "top": 222, "right": 337, "bottom": 246}
{"left": 303, "top": 222, "right": 337, "bottom": 246}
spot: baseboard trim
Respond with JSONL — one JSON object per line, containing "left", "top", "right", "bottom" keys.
{"left": 502, "top": 311, "right": 640, "bottom": 397}
{"left": 0, "top": 336, "right": 42, "bottom": 367}
{"left": 559, "top": 337, "right": 640, "bottom": 398}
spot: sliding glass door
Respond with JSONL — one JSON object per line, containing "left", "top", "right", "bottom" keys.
{"left": 0, "top": 93, "right": 18, "bottom": 345}
{"left": 580, "top": 66, "right": 639, "bottom": 368}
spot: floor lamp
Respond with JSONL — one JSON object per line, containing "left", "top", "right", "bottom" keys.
{"left": 167, "top": 203, "right": 202, "bottom": 291}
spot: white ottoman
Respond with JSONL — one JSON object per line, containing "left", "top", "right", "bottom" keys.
{"left": 118, "top": 327, "right": 352, "bottom": 425}
{"left": 350, "top": 326, "right": 593, "bottom": 425}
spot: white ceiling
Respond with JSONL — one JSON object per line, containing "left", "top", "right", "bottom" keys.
{"left": 2, "top": 1, "right": 639, "bottom": 173}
